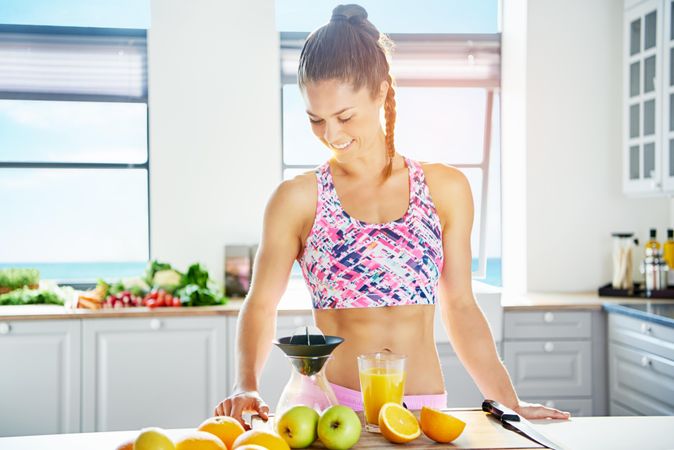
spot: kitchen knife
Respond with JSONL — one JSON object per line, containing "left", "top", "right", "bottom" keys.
{"left": 482, "top": 400, "right": 566, "bottom": 450}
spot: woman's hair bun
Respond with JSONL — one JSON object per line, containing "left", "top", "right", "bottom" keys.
{"left": 331, "top": 4, "right": 368, "bottom": 24}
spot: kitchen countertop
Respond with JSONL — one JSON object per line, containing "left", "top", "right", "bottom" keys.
{"left": 2, "top": 277, "right": 673, "bottom": 321}
{"left": 603, "top": 301, "right": 674, "bottom": 328}
{"left": 0, "top": 414, "right": 673, "bottom": 450}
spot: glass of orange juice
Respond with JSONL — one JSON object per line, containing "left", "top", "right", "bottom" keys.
{"left": 357, "top": 351, "right": 406, "bottom": 432}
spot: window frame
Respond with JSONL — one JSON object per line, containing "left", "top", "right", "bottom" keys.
{"left": 279, "top": 31, "right": 500, "bottom": 280}
{"left": 0, "top": 24, "right": 152, "bottom": 276}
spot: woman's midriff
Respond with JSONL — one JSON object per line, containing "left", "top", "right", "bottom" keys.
{"left": 312, "top": 304, "right": 446, "bottom": 395}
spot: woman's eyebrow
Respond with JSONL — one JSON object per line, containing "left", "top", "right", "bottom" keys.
{"left": 306, "top": 107, "right": 354, "bottom": 118}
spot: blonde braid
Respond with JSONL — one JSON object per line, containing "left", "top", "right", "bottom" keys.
{"left": 383, "top": 74, "right": 397, "bottom": 178}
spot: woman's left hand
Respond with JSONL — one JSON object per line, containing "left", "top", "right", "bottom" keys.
{"left": 514, "top": 401, "right": 571, "bottom": 420}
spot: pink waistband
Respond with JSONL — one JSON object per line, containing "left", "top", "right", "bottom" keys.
{"left": 329, "top": 382, "right": 447, "bottom": 411}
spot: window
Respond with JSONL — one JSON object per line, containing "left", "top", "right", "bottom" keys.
{"left": 0, "top": 24, "right": 149, "bottom": 283}
{"left": 277, "top": 1, "right": 502, "bottom": 286}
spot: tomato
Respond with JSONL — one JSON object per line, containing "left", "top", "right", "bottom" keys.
{"left": 146, "top": 298, "right": 158, "bottom": 309}
{"left": 172, "top": 297, "right": 181, "bottom": 307}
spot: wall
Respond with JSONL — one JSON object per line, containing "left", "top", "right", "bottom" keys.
{"left": 525, "top": 0, "right": 670, "bottom": 291}
{"left": 148, "top": 0, "right": 281, "bottom": 282}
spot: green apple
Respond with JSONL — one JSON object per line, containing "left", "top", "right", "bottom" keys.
{"left": 317, "top": 405, "right": 362, "bottom": 450}
{"left": 276, "top": 405, "right": 320, "bottom": 448}
{"left": 134, "top": 427, "right": 175, "bottom": 450}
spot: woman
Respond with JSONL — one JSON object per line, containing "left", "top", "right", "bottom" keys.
{"left": 215, "top": 4, "right": 570, "bottom": 427}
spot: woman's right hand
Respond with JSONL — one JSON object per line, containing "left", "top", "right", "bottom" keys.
{"left": 213, "top": 390, "right": 270, "bottom": 430}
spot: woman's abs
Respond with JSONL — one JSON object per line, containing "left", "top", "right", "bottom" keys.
{"left": 313, "top": 305, "right": 446, "bottom": 395}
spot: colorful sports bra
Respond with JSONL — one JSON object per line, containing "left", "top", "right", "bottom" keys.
{"left": 298, "top": 157, "right": 444, "bottom": 309}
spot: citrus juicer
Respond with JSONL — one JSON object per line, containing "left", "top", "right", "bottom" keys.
{"left": 273, "top": 326, "right": 344, "bottom": 417}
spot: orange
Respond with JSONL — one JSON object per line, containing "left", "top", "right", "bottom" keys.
{"left": 419, "top": 406, "right": 466, "bottom": 443}
{"left": 115, "top": 439, "right": 134, "bottom": 450}
{"left": 198, "top": 416, "right": 246, "bottom": 450}
{"left": 378, "top": 402, "right": 421, "bottom": 444}
{"left": 232, "top": 430, "right": 290, "bottom": 450}
{"left": 234, "top": 446, "right": 267, "bottom": 450}
{"left": 175, "top": 431, "right": 227, "bottom": 450}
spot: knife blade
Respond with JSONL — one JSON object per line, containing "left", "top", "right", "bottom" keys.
{"left": 482, "top": 400, "right": 566, "bottom": 450}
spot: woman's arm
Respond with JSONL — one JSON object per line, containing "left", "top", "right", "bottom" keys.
{"left": 215, "top": 175, "right": 315, "bottom": 425}
{"left": 428, "top": 164, "right": 569, "bottom": 420}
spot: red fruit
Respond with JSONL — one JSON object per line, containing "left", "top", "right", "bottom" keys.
{"left": 146, "top": 299, "right": 158, "bottom": 308}
{"left": 172, "top": 297, "right": 181, "bottom": 307}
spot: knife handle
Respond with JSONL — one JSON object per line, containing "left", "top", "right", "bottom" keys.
{"left": 482, "top": 399, "right": 521, "bottom": 422}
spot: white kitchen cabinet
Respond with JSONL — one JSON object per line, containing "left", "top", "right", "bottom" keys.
{"left": 503, "top": 310, "right": 608, "bottom": 416}
{"left": 623, "top": 0, "right": 674, "bottom": 195}
{"left": 607, "top": 313, "right": 674, "bottom": 415}
{"left": 81, "top": 316, "right": 228, "bottom": 432}
{"left": 0, "top": 320, "right": 81, "bottom": 437}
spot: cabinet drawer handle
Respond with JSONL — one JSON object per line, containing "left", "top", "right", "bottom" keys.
{"left": 544, "top": 342, "right": 555, "bottom": 352}
{"left": 543, "top": 312, "right": 554, "bottom": 323}
{"left": 544, "top": 400, "right": 556, "bottom": 408}
{"left": 640, "top": 323, "right": 652, "bottom": 334}
{"left": 641, "top": 356, "right": 652, "bottom": 367}
{"left": 150, "top": 319, "right": 162, "bottom": 330}
{"left": 0, "top": 322, "right": 10, "bottom": 335}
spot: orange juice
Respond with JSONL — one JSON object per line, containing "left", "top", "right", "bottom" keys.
{"left": 359, "top": 367, "right": 406, "bottom": 425}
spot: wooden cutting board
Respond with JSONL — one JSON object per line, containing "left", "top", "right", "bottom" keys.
{"left": 254, "top": 408, "right": 545, "bottom": 449}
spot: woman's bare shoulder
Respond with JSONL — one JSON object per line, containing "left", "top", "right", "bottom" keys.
{"left": 417, "top": 162, "right": 473, "bottom": 224}
{"left": 267, "top": 170, "right": 318, "bottom": 221}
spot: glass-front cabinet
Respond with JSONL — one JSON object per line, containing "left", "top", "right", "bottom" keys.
{"left": 624, "top": 0, "right": 674, "bottom": 195}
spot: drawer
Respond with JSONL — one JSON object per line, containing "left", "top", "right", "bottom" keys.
{"left": 504, "top": 311, "right": 591, "bottom": 340}
{"left": 520, "top": 398, "right": 593, "bottom": 417}
{"left": 504, "top": 340, "right": 591, "bottom": 397}
{"left": 608, "top": 342, "right": 674, "bottom": 415}
{"left": 608, "top": 313, "right": 674, "bottom": 361}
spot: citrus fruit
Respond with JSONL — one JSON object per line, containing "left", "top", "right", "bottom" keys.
{"left": 420, "top": 406, "right": 466, "bottom": 443}
{"left": 198, "top": 416, "right": 246, "bottom": 450}
{"left": 175, "top": 430, "right": 227, "bottom": 450}
{"left": 378, "top": 402, "right": 421, "bottom": 444}
{"left": 115, "top": 439, "right": 134, "bottom": 450}
{"left": 135, "top": 427, "right": 175, "bottom": 450}
{"left": 232, "top": 430, "right": 290, "bottom": 450}
{"left": 234, "top": 446, "right": 267, "bottom": 450}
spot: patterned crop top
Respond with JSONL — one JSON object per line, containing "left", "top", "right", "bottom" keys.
{"left": 298, "top": 157, "right": 444, "bottom": 309}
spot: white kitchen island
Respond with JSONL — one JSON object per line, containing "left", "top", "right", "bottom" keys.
{"left": 0, "top": 415, "right": 672, "bottom": 450}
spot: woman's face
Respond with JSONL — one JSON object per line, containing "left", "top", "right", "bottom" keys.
{"left": 302, "top": 79, "right": 387, "bottom": 159}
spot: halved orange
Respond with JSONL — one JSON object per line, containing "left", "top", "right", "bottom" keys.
{"left": 378, "top": 402, "right": 421, "bottom": 444}
{"left": 420, "top": 406, "right": 466, "bottom": 443}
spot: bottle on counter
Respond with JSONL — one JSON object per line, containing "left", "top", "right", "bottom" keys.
{"left": 641, "top": 247, "right": 669, "bottom": 295}
{"left": 664, "top": 228, "right": 674, "bottom": 286}
{"left": 646, "top": 228, "right": 661, "bottom": 252}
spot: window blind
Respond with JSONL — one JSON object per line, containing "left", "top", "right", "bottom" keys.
{"left": 280, "top": 32, "right": 500, "bottom": 87}
{"left": 0, "top": 26, "right": 147, "bottom": 99}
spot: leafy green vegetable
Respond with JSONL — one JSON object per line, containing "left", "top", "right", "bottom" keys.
{"left": 0, "top": 287, "right": 63, "bottom": 306}
{"left": 181, "top": 263, "right": 210, "bottom": 288}
{"left": 0, "top": 268, "right": 40, "bottom": 290}
{"left": 175, "top": 284, "right": 226, "bottom": 307}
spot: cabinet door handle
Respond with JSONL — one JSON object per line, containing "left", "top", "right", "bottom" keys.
{"left": 150, "top": 319, "right": 162, "bottom": 330}
{"left": 0, "top": 322, "right": 10, "bottom": 335}
{"left": 641, "top": 356, "right": 652, "bottom": 367}
{"left": 640, "top": 323, "right": 652, "bottom": 334}
{"left": 544, "top": 342, "right": 555, "bottom": 352}
{"left": 543, "top": 312, "right": 554, "bottom": 323}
